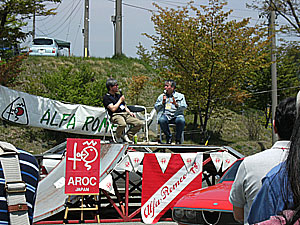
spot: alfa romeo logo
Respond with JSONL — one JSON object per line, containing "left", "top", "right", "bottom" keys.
{"left": 1, "top": 97, "right": 29, "bottom": 125}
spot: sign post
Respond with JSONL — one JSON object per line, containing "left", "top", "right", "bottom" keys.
{"left": 64, "top": 138, "right": 101, "bottom": 222}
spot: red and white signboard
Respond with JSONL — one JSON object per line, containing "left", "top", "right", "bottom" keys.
{"left": 141, "top": 153, "right": 203, "bottom": 224}
{"left": 65, "top": 138, "right": 101, "bottom": 195}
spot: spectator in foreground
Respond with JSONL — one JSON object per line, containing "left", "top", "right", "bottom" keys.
{"left": 103, "top": 78, "right": 143, "bottom": 143}
{"left": 0, "top": 141, "right": 39, "bottom": 225}
{"left": 229, "top": 97, "right": 296, "bottom": 224}
{"left": 248, "top": 101, "right": 300, "bottom": 225}
{"left": 154, "top": 79, "right": 187, "bottom": 144}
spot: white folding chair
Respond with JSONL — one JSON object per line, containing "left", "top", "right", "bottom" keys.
{"left": 102, "top": 110, "right": 117, "bottom": 143}
{"left": 127, "top": 105, "right": 149, "bottom": 142}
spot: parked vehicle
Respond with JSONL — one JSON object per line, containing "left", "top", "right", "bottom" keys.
{"left": 29, "top": 37, "right": 60, "bottom": 56}
{"left": 172, "top": 158, "right": 244, "bottom": 225}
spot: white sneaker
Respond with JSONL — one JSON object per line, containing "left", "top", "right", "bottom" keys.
{"left": 123, "top": 135, "right": 133, "bottom": 144}
{"left": 116, "top": 137, "right": 123, "bottom": 143}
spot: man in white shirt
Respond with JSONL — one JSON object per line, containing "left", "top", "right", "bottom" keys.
{"left": 229, "top": 97, "right": 296, "bottom": 224}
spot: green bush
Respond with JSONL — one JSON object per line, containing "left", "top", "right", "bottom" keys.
{"left": 41, "top": 64, "right": 106, "bottom": 107}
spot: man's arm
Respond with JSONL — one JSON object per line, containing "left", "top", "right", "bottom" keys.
{"left": 124, "top": 105, "right": 135, "bottom": 117}
{"left": 229, "top": 161, "right": 247, "bottom": 223}
{"left": 233, "top": 206, "right": 244, "bottom": 223}
{"left": 174, "top": 93, "right": 187, "bottom": 110}
{"left": 107, "top": 95, "right": 125, "bottom": 112}
{"left": 154, "top": 94, "right": 164, "bottom": 112}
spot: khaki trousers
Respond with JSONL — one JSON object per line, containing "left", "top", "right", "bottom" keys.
{"left": 111, "top": 112, "right": 143, "bottom": 139}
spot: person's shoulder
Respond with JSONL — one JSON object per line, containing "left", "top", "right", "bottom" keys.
{"left": 103, "top": 93, "right": 110, "bottom": 99}
{"left": 244, "top": 147, "right": 285, "bottom": 163}
{"left": 175, "top": 91, "right": 184, "bottom": 96}
{"left": 17, "top": 149, "right": 39, "bottom": 167}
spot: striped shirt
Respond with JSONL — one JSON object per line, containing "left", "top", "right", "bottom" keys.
{"left": 0, "top": 149, "right": 39, "bottom": 224}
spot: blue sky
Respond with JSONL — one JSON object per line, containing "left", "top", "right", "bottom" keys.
{"left": 23, "top": 0, "right": 271, "bottom": 58}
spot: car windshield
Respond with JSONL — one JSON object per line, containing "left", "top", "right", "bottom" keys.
{"left": 33, "top": 38, "right": 53, "bottom": 45}
{"left": 218, "top": 159, "right": 243, "bottom": 183}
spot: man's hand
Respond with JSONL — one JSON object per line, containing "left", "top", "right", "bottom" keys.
{"left": 233, "top": 206, "right": 244, "bottom": 223}
{"left": 120, "top": 95, "right": 125, "bottom": 102}
{"left": 172, "top": 96, "right": 178, "bottom": 107}
{"left": 129, "top": 112, "right": 136, "bottom": 117}
{"left": 162, "top": 95, "right": 167, "bottom": 104}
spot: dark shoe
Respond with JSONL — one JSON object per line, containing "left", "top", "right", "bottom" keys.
{"left": 176, "top": 140, "right": 182, "bottom": 145}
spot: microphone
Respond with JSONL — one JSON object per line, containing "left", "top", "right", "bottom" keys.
{"left": 119, "top": 89, "right": 123, "bottom": 96}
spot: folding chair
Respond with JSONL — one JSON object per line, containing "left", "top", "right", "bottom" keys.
{"left": 102, "top": 110, "right": 117, "bottom": 143}
{"left": 127, "top": 105, "right": 149, "bottom": 142}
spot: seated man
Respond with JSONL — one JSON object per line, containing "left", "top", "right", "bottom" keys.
{"left": 154, "top": 79, "right": 187, "bottom": 144}
{"left": 103, "top": 78, "right": 143, "bottom": 143}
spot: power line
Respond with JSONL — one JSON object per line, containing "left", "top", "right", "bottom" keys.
{"left": 36, "top": 2, "right": 62, "bottom": 22}
{"left": 119, "top": 0, "right": 261, "bottom": 23}
{"left": 37, "top": 0, "right": 81, "bottom": 34}
{"left": 107, "top": 0, "right": 154, "bottom": 12}
{"left": 37, "top": 0, "right": 82, "bottom": 37}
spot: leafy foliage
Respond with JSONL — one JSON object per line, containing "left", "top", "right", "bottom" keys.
{"left": 243, "top": 41, "right": 300, "bottom": 116}
{"left": 143, "top": 0, "right": 271, "bottom": 138}
{"left": 0, "top": 0, "right": 61, "bottom": 59}
{"left": 126, "top": 74, "right": 149, "bottom": 105}
{"left": 0, "top": 54, "right": 27, "bottom": 86}
{"left": 40, "top": 64, "right": 106, "bottom": 107}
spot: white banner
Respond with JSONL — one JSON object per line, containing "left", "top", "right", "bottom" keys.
{"left": 0, "top": 85, "right": 114, "bottom": 136}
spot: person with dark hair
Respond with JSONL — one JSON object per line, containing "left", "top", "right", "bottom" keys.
{"left": 229, "top": 97, "right": 296, "bottom": 224}
{"left": 154, "top": 79, "right": 187, "bottom": 144}
{"left": 247, "top": 97, "right": 300, "bottom": 225}
{"left": 103, "top": 78, "right": 143, "bottom": 143}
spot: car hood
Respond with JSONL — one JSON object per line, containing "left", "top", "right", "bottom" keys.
{"left": 173, "top": 181, "right": 233, "bottom": 212}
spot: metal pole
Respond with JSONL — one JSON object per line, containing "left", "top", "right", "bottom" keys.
{"left": 115, "top": 0, "right": 122, "bottom": 56}
{"left": 33, "top": 1, "right": 36, "bottom": 39}
{"left": 270, "top": 7, "right": 277, "bottom": 143}
{"left": 83, "top": 0, "right": 89, "bottom": 57}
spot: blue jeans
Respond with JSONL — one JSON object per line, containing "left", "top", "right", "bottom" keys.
{"left": 158, "top": 115, "right": 185, "bottom": 142}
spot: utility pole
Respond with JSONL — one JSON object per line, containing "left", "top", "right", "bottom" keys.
{"left": 83, "top": 0, "right": 89, "bottom": 57}
{"left": 115, "top": 0, "right": 122, "bottom": 56}
{"left": 270, "top": 4, "right": 277, "bottom": 144}
{"left": 32, "top": 1, "right": 36, "bottom": 39}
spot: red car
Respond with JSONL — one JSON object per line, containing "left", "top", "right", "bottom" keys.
{"left": 172, "top": 158, "right": 243, "bottom": 225}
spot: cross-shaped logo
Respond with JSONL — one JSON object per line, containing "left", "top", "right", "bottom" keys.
{"left": 106, "top": 182, "right": 112, "bottom": 189}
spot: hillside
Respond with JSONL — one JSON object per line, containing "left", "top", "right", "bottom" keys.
{"left": 0, "top": 56, "right": 272, "bottom": 156}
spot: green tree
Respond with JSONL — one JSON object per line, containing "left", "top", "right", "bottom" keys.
{"left": 143, "top": 0, "right": 270, "bottom": 138}
{"left": 243, "top": 41, "right": 300, "bottom": 127}
{"left": 0, "top": 0, "right": 60, "bottom": 85}
{"left": 0, "top": 0, "right": 61, "bottom": 59}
